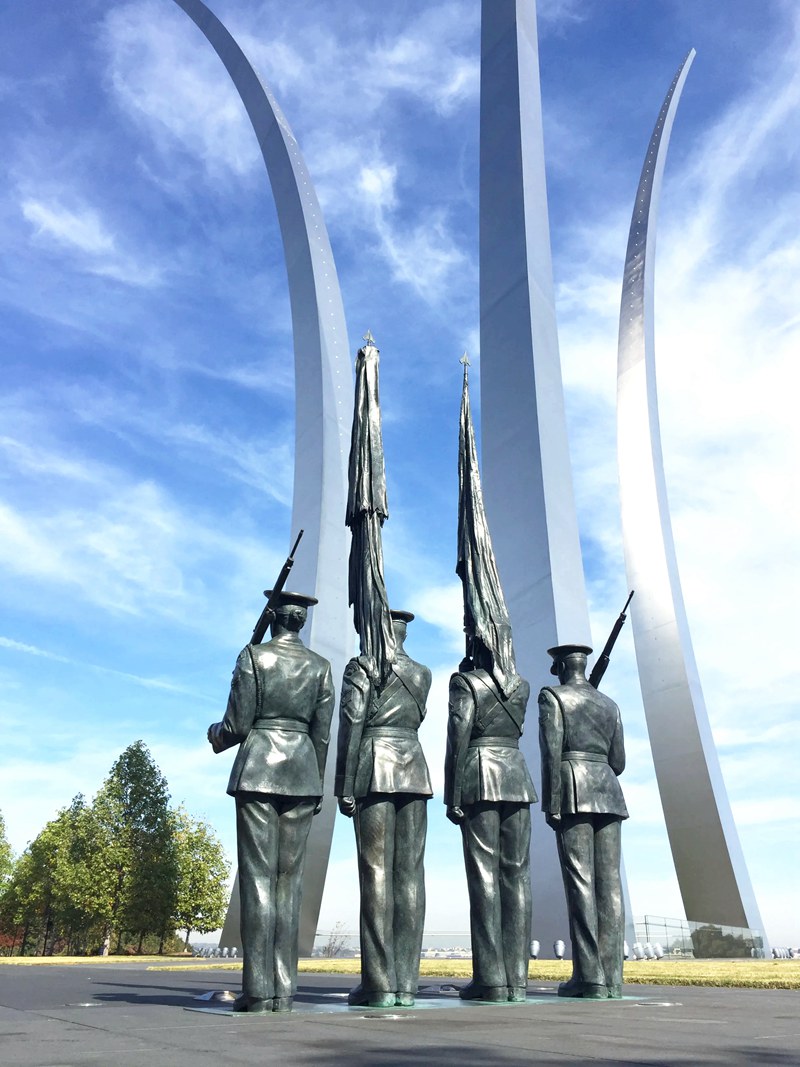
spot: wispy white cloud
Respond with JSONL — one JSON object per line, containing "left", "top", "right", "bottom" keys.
{"left": 537, "top": 0, "right": 588, "bottom": 30}
{"left": 0, "top": 448, "right": 283, "bottom": 629}
{"left": 22, "top": 198, "right": 114, "bottom": 254}
{"left": 101, "top": 0, "right": 475, "bottom": 306}
{"left": 0, "top": 635, "right": 213, "bottom": 700}
{"left": 20, "top": 195, "right": 162, "bottom": 286}
{"left": 101, "top": 1, "right": 260, "bottom": 181}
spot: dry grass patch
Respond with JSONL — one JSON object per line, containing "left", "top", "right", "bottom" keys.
{"left": 301, "top": 958, "right": 800, "bottom": 989}
{"left": 7, "top": 955, "right": 798, "bottom": 989}
{"left": 1, "top": 955, "right": 193, "bottom": 967}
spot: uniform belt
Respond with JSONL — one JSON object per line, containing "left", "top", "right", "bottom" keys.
{"left": 362, "top": 726, "right": 418, "bottom": 738}
{"left": 468, "top": 736, "right": 519, "bottom": 749}
{"left": 561, "top": 750, "right": 607, "bottom": 763}
{"left": 251, "top": 718, "right": 309, "bottom": 734}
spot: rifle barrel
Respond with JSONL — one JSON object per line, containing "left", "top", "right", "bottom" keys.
{"left": 588, "top": 590, "right": 634, "bottom": 689}
{"left": 250, "top": 530, "right": 305, "bottom": 644}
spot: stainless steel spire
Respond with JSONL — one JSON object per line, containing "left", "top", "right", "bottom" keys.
{"left": 617, "top": 50, "right": 767, "bottom": 944}
{"left": 171, "top": 0, "right": 352, "bottom": 956}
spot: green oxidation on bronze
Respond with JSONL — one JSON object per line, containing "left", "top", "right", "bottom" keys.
{"left": 539, "top": 646, "right": 628, "bottom": 999}
{"left": 446, "top": 360, "right": 536, "bottom": 1003}
{"left": 335, "top": 614, "right": 432, "bottom": 1007}
{"left": 207, "top": 599, "right": 335, "bottom": 1012}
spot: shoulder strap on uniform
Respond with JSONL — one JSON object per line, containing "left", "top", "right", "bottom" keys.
{"left": 392, "top": 661, "right": 427, "bottom": 716}
{"left": 472, "top": 672, "right": 523, "bottom": 734}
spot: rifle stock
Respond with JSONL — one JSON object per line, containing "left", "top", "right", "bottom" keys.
{"left": 250, "top": 529, "right": 304, "bottom": 644}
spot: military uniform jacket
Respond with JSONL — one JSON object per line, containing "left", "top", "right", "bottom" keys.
{"left": 218, "top": 632, "right": 335, "bottom": 798}
{"left": 538, "top": 681, "right": 628, "bottom": 818}
{"left": 444, "top": 669, "right": 537, "bottom": 808}
{"left": 334, "top": 653, "right": 433, "bottom": 799}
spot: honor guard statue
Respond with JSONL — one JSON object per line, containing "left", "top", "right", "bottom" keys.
{"left": 207, "top": 589, "right": 335, "bottom": 1013}
{"left": 338, "top": 334, "right": 432, "bottom": 1008}
{"left": 335, "top": 610, "right": 432, "bottom": 1007}
{"left": 445, "top": 355, "right": 536, "bottom": 1003}
{"left": 538, "top": 644, "right": 628, "bottom": 999}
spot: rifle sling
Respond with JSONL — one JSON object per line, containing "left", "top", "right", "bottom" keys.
{"left": 466, "top": 672, "right": 523, "bottom": 735}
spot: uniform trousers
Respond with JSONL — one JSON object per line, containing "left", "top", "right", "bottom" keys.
{"left": 354, "top": 794, "right": 427, "bottom": 994}
{"left": 557, "top": 813, "right": 623, "bottom": 993}
{"left": 461, "top": 800, "right": 531, "bottom": 990}
{"left": 235, "top": 793, "right": 316, "bottom": 1000}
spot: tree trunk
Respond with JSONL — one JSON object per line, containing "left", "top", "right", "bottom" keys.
{"left": 41, "top": 909, "right": 52, "bottom": 956}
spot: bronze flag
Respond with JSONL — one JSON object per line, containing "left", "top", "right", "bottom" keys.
{"left": 345, "top": 332, "right": 395, "bottom": 683}
{"left": 456, "top": 356, "right": 518, "bottom": 696}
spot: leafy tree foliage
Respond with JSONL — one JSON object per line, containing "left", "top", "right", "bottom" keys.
{"left": 172, "top": 807, "right": 229, "bottom": 948}
{"left": 94, "top": 741, "right": 178, "bottom": 952}
{"left": 0, "top": 743, "right": 230, "bottom": 956}
{"left": 0, "top": 810, "right": 13, "bottom": 887}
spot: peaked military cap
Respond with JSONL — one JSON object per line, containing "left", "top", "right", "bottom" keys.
{"left": 390, "top": 609, "right": 415, "bottom": 623}
{"left": 263, "top": 590, "right": 319, "bottom": 608}
{"left": 547, "top": 643, "right": 593, "bottom": 675}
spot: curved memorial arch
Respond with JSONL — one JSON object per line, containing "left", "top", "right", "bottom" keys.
{"left": 171, "top": 0, "right": 352, "bottom": 955}
{"left": 617, "top": 50, "right": 767, "bottom": 944}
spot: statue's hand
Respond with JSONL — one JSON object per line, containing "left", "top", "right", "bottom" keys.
{"left": 207, "top": 723, "right": 225, "bottom": 753}
{"left": 338, "top": 796, "right": 356, "bottom": 818}
{"left": 446, "top": 805, "right": 464, "bottom": 826}
{"left": 545, "top": 812, "right": 561, "bottom": 831}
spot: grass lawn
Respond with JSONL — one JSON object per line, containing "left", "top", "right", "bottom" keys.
{"left": 300, "top": 958, "right": 800, "bottom": 990}
{"left": 3, "top": 955, "right": 798, "bottom": 989}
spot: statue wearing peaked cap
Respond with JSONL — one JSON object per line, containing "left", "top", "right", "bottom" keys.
{"left": 335, "top": 334, "right": 432, "bottom": 1009}
{"left": 538, "top": 644, "right": 628, "bottom": 999}
{"left": 445, "top": 357, "right": 536, "bottom": 1003}
{"left": 207, "top": 589, "right": 335, "bottom": 1013}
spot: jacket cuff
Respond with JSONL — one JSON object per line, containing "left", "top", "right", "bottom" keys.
{"left": 334, "top": 775, "right": 354, "bottom": 797}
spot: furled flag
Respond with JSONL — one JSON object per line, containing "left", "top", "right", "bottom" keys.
{"left": 456, "top": 355, "right": 519, "bottom": 696}
{"left": 345, "top": 332, "right": 396, "bottom": 683}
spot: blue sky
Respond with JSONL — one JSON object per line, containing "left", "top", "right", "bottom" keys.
{"left": 1, "top": 0, "right": 798, "bottom": 947}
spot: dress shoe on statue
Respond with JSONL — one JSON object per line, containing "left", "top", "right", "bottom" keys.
{"left": 348, "top": 984, "right": 396, "bottom": 1008}
{"left": 459, "top": 981, "right": 507, "bottom": 1002}
{"left": 581, "top": 983, "right": 610, "bottom": 1000}
{"left": 606, "top": 984, "right": 622, "bottom": 1000}
{"left": 272, "top": 997, "right": 293, "bottom": 1012}
{"left": 232, "top": 994, "right": 270, "bottom": 1013}
{"left": 557, "top": 977, "right": 583, "bottom": 998}
{"left": 395, "top": 992, "right": 415, "bottom": 1007}
{"left": 507, "top": 986, "right": 527, "bottom": 1002}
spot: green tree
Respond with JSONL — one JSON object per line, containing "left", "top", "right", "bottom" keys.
{"left": 172, "top": 808, "right": 230, "bottom": 948}
{"left": 3, "top": 799, "right": 107, "bottom": 955}
{"left": 49, "top": 797, "right": 116, "bottom": 954}
{"left": 0, "top": 810, "right": 13, "bottom": 887}
{"left": 93, "top": 741, "right": 178, "bottom": 953}
{"left": 0, "top": 851, "right": 39, "bottom": 954}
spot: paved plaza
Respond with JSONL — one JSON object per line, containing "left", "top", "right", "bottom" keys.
{"left": 0, "top": 962, "right": 798, "bottom": 1066}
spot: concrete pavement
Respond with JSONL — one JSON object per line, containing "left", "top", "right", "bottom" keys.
{"left": 0, "top": 962, "right": 797, "bottom": 1066}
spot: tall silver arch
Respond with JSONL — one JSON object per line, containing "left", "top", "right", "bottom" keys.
{"left": 617, "top": 51, "right": 766, "bottom": 940}
{"left": 171, "top": 0, "right": 352, "bottom": 955}
{"left": 479, "top": 0, "right": 634, "bottom": 954}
